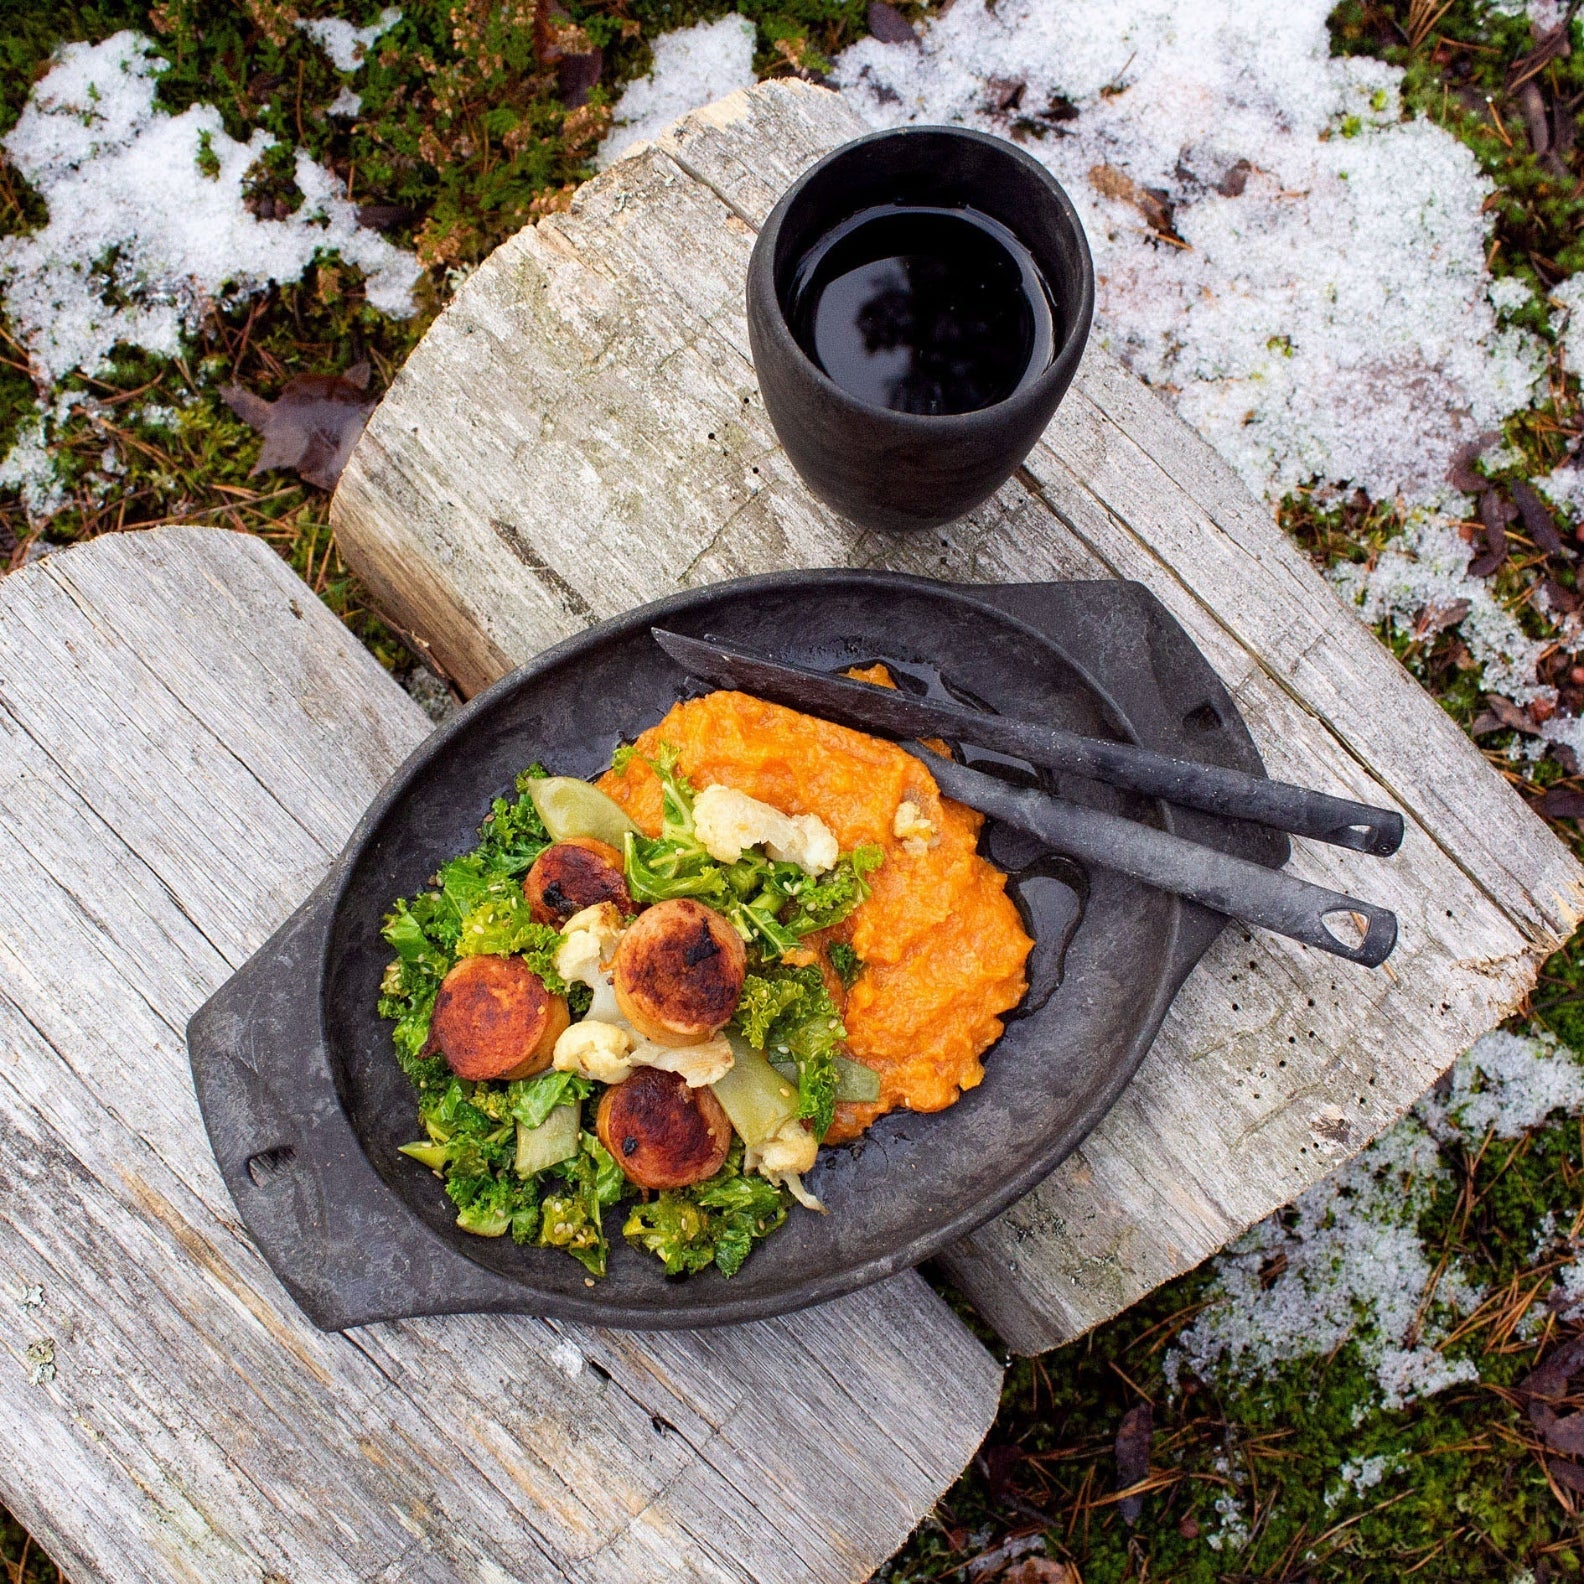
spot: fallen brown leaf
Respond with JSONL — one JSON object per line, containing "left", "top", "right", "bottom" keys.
{"left": 1004, "top": 1561, "right": 1073, "bottom": 1584}
{"left": 1545, "top": 1411, "right": 1584, "bottom": 1456}
{"left": 355, "top": 201, "right": 417, "bottom": 232}
{"left": 1089, "top": 164, "right": 1178, "bottom": 240}
{"left": 1513, "top": 480, "right": 1568, "bottom": 557}
{"left": 1115, "top": 1401, "right": 1153, "bottom": 1525}
{"left": 1550, "top": 1457, "right": 1584, "bottom": 1496}
{"left": 867, "top": 0, "right": 918, "bottom": 44}
{"left": 1519, "top": 1332, "right": 1584, "bottom": 1402}
{"left": 1446, "top": 433, "right": 1498, "bottom": 493}
{"left": 222, "top": 361, "right": 376, "bottom": 491}
{"left": 1544, "top": 578, "right": 1581, "bottom": 614}
{"left": 1518, "top": 80, "right": 1552, "bottom": 155}
{"left": 1412, "top": 597, "right": 1470, "bottom": 638}
{"left": 1215, "top": 158, "right": 1253, "bottom": 196}
{"left": 1539, "top": 788, "right": 1584, "bottom": 822}
{"left": 1468, "top": 488, "right": 1514, "bottom": 575}
{"left": 986, "top": 77, "right": 1027, "bottom": 112}
{"left": 1475, "top": 693, "right": 1540, "bottom": 736}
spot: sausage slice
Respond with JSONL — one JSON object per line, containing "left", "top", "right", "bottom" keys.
{"left": 612, "top": 898, "right": 747, "bottom": 1046}
{"left": 596, "top": 1066, "right": 732, "bottom": 1189}
{"left": 525, "top": 837, "right": 635, "bottom": 926}
{"left": 428, "top": 954, "right": 568, "bottom": 1081}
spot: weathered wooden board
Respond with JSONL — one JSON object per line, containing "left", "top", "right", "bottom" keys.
{"left": 0, "top": 525, "right": 1000, "bottom": 1584}
{"left": 330, "top": 80, "right": 1584, "bottom": 1353}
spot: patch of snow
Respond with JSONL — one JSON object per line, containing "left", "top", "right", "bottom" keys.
{"left": 1420, "top": 1030, "right": 1584, "bottom": 1142}
{"left": 1168, "top": 1032, "right": 1583, "bottom": 1413}
{"left": 297, "top": 7, "right": 401, "bottom": 74}
{"left": 1326, "top": 1452, "right": 1394, "bottom": 1508}
{"left": 1539, "top": 463, "right": 1584, "bottom": 525}
{"left": 833, "top": 0, "right": 1545, "bottom": 509}
{"left": 1330, "top": 510, "right": 1551, "bottom": 705}
{"left": 1556, "top": 274, "right": 1584, "bottom": 378}
{"left": 597, "top": 16, "right": 758, "bottom": 168}
{"left": 1555, "top": 1259, "right": 1584, "bottom": 1319}
{"left": 1, "top": 31, "right": 419, "bottom": 387}
{"left": 327, "top": 86, "right": 362, "bottom": 120}
{"left": 0, "top": 416, "right": 66, "bottom": 521}
{"left": 1489, "top": 276, "right": 1532, "bottom": 318}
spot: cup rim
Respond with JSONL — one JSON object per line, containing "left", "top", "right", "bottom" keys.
{"left": 749, "top": 122, "right": 1096, "bottom": 431}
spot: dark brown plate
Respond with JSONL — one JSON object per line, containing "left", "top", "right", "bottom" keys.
{"left": 187, "top": 571, "right": 1283, "bottom": 1331}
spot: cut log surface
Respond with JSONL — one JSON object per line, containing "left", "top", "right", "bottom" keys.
{"left": 333, "top": 79, "right": 1584, "bottom": 1354}
{"left": 0, "top": 525, "right": 1000, "bottom": 1584}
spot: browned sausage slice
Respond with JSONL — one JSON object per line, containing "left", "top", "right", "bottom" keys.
{"left": 428, "top": 954, "right": 568, "bottom": 1081}
{"left": 525, "top": 837, "right": 635, "bottom": 926}
{"left": 596, "top": 1066, "right": 732, "bottom": 1189}
{"left": 612, "top": 898, "right": 747, "bottom": 1046}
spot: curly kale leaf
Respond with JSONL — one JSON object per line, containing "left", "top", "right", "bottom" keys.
{"left": 623, "top": 1153, "right": 788, "bottom": 1277}
{"left": 827, "top": 941, "right": 862, "bottom": 990}
{"left": 732, "top": 965, "right": 845, "bottom": 1139}
{"left": 454, "top": 887, "right": 567, "bottom": 989}
{"left": 539, "top": 1134, "right": 627, "bottom": 1277}
{"left": 621, "top": 1194, "right": 717, "bottom": 1275}
{"left": 508, "top": 1070, "right": 593, "bottom": 1131}
{"left": 446, "top": 1167, "right": 542, "bottom": 1242}
{"left": 732, "top": 972, "right": 811, "bottom": 1048}
{"left": 474, "top": 765, "right": 553, "bottom": 874}
{"left": 620, "top": 746, "right": 881, "bottom": 959}
{"left": 782, "top": 843, "right": 884, "bottom": 934}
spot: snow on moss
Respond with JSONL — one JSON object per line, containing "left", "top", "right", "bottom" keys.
{"left": 0, "top": 30, "right": 420, "bottom": 520}
{"left": 1330, "top": 510, "right": 1550, "bottom": 705}
{"left": 1, "top": 30, "right": 418, "bottom": 388}
{"left": 296, "top": 7, "right": 401, "bottom": 73}
{"left": 597, "top": 16, "right": 758, "bottom": 168}
{"left": 1167, "top": 1032, "right": 1584, "bottom": 1413}
{"left": 833, "top": 0, "right": 1545, "bottom": 509}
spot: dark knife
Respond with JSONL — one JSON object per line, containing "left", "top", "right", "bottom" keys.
{"left": 916, "top": 750, "right": 1396, "bottom": 967}
{"left": 652, "top": 628, "right": 1404, "bottom": 857}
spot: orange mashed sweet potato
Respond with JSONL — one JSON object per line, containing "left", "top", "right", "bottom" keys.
{"left": 597, "top": 686, "right": 1032, "bottom": 1143}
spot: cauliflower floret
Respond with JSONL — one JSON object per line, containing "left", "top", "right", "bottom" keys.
{"left": 555, "top": 902, "right": 625, "bottom": 987}
{"left": 743, "top": 1116, "right": 825, "bottom": 1210}
{"left": 752, "top": 1117, "right": 818, "bottom": 1176}
{"left": 892, "top": 797, "right": 937, "bottom": 854}
{"left": 692, "top": 783, "right": 838, "bottom": 873}
{"left": 553, "top": 1018, "right": 635, "bottom": 1084}
{"left": 634, "top": 1032, "right": 735, "bottom": 1088}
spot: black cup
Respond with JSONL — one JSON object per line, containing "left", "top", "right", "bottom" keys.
{"left": 747, "top": 125, "right": 1095, "bottom": 533}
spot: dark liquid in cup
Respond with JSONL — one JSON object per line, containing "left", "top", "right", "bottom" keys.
{"left": 787, "top": 204, "right": 1058, "bottom": 416}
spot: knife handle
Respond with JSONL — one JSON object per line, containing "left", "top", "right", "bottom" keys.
{"left": 1068, "top": 736, "right": 1405, "bottom": 857}
{"left": 948, "top": 771, "right": 1398, "bottom": 968}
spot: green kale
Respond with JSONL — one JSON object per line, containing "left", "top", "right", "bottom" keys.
{"left": 623, "top": 1153, "right": 789, "bottom": 1277}
{"left": 732, "top": 972, "right": 811, "bottom": 1048}
{"left": 454, "top": 888, "right": 567, "bottom": 989}
{"left": 782, "top": 844, "right": 884, "bottom": 934}
{"left": 621, "top": 1193, "right": 718, "bottom": 1275}
{"left": 610, "top": 742, "right": 638, "bottom": 774}
{"left": 620, "top": 744, "right": 882, "bottom": 959}
{"left": 538, "top": 1133, "right": 627, "bottom": 1277}
{"left": 827, "top": 941, "right": 862, "bottom": 990}
{"left": 731, "top": 965, "right": 845, "bottom": 1139}
{"left": 446, "top": 1167, "right": 542, "bottom": 1243}
{"left": 508, "top": 1069, "right": 593, "bottom": 1131}
{"left": 474, "top": 765, "right": 553, "bottom": 874}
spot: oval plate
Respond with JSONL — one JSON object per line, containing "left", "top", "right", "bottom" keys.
{"left": 188, "top": 571, "right": 1284, "bottom": 1331}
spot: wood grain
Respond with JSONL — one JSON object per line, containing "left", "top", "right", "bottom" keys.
{"left": 330, "top": 80, "right": 1584, "bottom": 1352}
{"left": 0, "top": 526, "right": 1000, "bottom": 1583}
